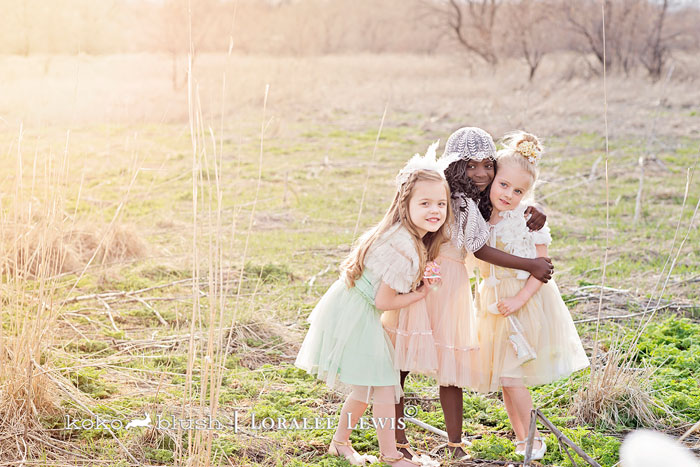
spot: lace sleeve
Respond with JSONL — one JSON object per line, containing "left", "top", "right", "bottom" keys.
{"left": 451, "top": 196, "right": 490, "bottom": 253}
{"left": 531, "top": 223, "right": 552, "bottom": 246}
{"left": 364, "top": 225, "right": 420, "bottom": 294}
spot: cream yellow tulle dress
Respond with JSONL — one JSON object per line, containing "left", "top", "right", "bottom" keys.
{"left": 383, "top": 196, "right": 490, "bottom": 388}
{"left": 473, "top": 204, "right": 590, "bottom": 393}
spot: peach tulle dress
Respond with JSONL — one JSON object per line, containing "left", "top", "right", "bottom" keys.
{"left": 383, "top": 196, "right": 490, "bottom": 388}
{"left": 473, "top": 205, "right": 590, "bottom": 392}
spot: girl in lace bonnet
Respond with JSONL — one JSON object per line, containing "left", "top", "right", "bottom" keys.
{"left": 296, "top": 157, "right": 452, "bottom": 467}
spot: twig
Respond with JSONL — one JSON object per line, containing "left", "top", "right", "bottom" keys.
{"left": 588, "top": 155, "right": 602, "bottom": 182}
{"left": 60, "top": 277, "right": 196, "bottom": 304}
{"left": 633, "top": 156, "right": 645, "bottom": 224}
{"left": 97, "top": 296, "right": 120, "bottom": 333}
{"left": 679, "top": 419, "right": 700, "bottom": 442}
{"left": 574, "top": 304, "right": 695, "bottom": 324}
{"left": 352, "top": 105, "right": 387, "bottom": 240}
{"left": 524, "top": 409, "right": 601, "bottom": 467}
{"left": 405, "top": 417, "right": 448, "bottom": 439}
{"left": 131, "top": 295, "right": 169, "bottom": 326}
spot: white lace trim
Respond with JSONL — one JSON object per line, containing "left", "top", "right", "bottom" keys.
{"left": 385, "top": 328, "right": 433, "bottom": 337}
{"left": 491, "top": 204, "right": 551, "bottom": 279}
{"left": 384, "top": 328, "right": 478, "bottom": 351}
{"left": 364, "top": 223, "right": 420, "bottom": 294}
{"left": 434, "top": 342, "right": 479, "bottom": 352}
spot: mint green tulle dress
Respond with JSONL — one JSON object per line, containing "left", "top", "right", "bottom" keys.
{"left": 295, "top": 224, "right": 420, "bottom": 404}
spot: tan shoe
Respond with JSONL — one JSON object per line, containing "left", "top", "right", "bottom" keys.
{"left": 328, "top": 438, "right": 367, "bottom": 466}
{"left": 379, "top": 452, "right": 421, "bottom": 466}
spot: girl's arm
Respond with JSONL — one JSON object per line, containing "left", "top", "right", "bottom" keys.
{"left": 497, "top": 244, "right": 548, "bottom": 316}
{"left": 374, "top": 279, "right": 438, "bottom": 311}
{"left": 474, "top": 244, "right": 553, "bottom": 283}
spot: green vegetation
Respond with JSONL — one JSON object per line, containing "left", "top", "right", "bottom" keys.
{"left": 1, "top": 112, "right": 697, "bottom": 466}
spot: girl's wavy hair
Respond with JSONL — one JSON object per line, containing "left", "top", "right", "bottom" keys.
{"left": 444, "top": 158, "right": 496, "bottom": 221}
{"left": 341, "top": 170, "right": 453, "bottom": 290}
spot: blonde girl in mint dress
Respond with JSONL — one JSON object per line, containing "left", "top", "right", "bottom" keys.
{"left": 295, "top": 149, "right": 453, "bottom": 466}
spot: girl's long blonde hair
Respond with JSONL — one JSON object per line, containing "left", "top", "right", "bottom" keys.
{"left": 341, "top": 169, "right": 453, "bottom": 290}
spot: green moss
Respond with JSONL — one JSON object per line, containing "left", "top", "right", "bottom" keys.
{"left": 62, "top": 366, "right": 118, "bottom": 399}
{"left": 65, "top": 339, "right": 112, "bottom": 355}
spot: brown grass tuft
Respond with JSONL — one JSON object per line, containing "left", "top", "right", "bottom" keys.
{"left": 227, "top": 321, "right": 299, "bottom": 370}
{"left": 1, "top": 219, "right": 147, "bottom": 277}
{"left": 0, "top": 340, "right": 61, "bottom": 458}
{"left": 572, "top": 349, "right": 663, "bottom": 430}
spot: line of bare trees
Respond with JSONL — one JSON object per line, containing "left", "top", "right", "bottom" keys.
{"left": 0, "top": 0, "right": 698, "bottom": 82}
{"left": 424, "top": 0, "right": 699, "bottom": 80}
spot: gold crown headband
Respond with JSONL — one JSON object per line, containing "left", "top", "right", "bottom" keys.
{"left": 515, "top": 140, "right": 542, "bottom": 165}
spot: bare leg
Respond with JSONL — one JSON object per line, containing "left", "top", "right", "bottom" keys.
{"left": 332, "top": 396, "right": 369, "bottom": 459}
{"left": 375, "top": 386, "right": 416, "bottom": 467}
{"left": 439, "top": 385, "right": 468, "bottom": 457}
{"left": 502, "top": 384, "right": 541, "bottom": 451}
{"left": 502, "top": 386, "right": 525, "bottom": 439}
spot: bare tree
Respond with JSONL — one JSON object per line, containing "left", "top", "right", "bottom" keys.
{"left": 555, "top": 0, "right": 688, "bottom": 78}
{"left": 424, "top": 0, "right": 501, "bottom": 65}
{"left": 502, "top": 0, "right": 552, "bottom": 80}
{"left": 156, "top": 0, "right": 223, "bottom": 89}
{"left": 558, "top": 0, "right": 644, "bottom": 73}
{"left": 639, "top": 0, "right": 670, "bottom": 80}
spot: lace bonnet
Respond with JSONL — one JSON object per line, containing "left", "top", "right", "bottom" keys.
{"left": 438, "top": 127, "right": 496, "bottom": 170}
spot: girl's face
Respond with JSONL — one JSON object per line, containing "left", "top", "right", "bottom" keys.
{"left": 466, "top": 158, "right": 496, "bottom": 192}
{"left": 408, "top": 180, "right": 448, "bottom": 237}
{"left": 489, "top": 163, "right": 532, "bottom": 213}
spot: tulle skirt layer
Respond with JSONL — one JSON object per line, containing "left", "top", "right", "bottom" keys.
{"left": 474, "top": 278, "right": 590, "bottom": 393}
{"left": 296, "top": 276, "right": 401, "bottom": 404}
{"left": 383, "top": 242, "right": 481, "bottom": 388}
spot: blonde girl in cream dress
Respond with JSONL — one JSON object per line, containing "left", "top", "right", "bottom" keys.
{"left": 474, "top": 132, "right": 589, "bottom": 460}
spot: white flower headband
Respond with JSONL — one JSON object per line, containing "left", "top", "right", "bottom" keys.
{"left": 515, "top": 140, "right": 542, "bottom": 165}
{"left": 395, "top": 140, "right": 445, "bottom": 187}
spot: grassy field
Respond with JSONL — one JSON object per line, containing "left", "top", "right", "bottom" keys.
{"left": 0, "top": 53, "right": 698, "bottom": 466}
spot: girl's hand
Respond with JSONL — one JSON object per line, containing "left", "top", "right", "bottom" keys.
{"left": 497, "top": 297, "right": 525, "bottom": 316}
{"left": 528, "top": 257, "right": 553, "bottom": 283}
{"left": 415, "top": 283, "right": 430, "bottom": 299}
{"left": 416, "top": 278, "right": 441, "bottom": 298}
{"left": 525, "top": 205, "right": 547, "bottom": 231}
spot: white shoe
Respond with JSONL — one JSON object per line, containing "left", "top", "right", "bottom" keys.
{"left": 514, "top": 437, "right": 547, "bottom": 460}
{"left": 531, "top": 438, "right": 547, "bottom": 460}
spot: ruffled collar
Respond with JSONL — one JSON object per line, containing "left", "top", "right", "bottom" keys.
{"left": 491, "top": 203, "right": 529, "bottom": 233}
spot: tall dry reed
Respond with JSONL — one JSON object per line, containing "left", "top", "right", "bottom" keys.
{"left": 0, "top": 126, "right": 68, "bottom": 461}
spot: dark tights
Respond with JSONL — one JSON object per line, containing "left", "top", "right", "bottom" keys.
{"left": 395, "top": 371, "right": 467, "bottom": 457}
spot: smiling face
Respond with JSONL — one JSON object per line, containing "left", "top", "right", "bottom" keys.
{"left": 466, "top": 158, "right": 496, "bottom": 192}
{"left": 489, "top": 162, "right": 533, "bottom": 215}
{"left": 408, "top": 180, "right": 448, "bottom": 237}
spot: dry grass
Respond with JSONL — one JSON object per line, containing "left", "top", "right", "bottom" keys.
{"left": 572, "top": 349, "right": 663, "bottom": 430}
{"left": 0, "top": 218, "right": 147, "bottom": 277}
{"left": 0, "top": 164, "right": 68, "bottom": 462}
